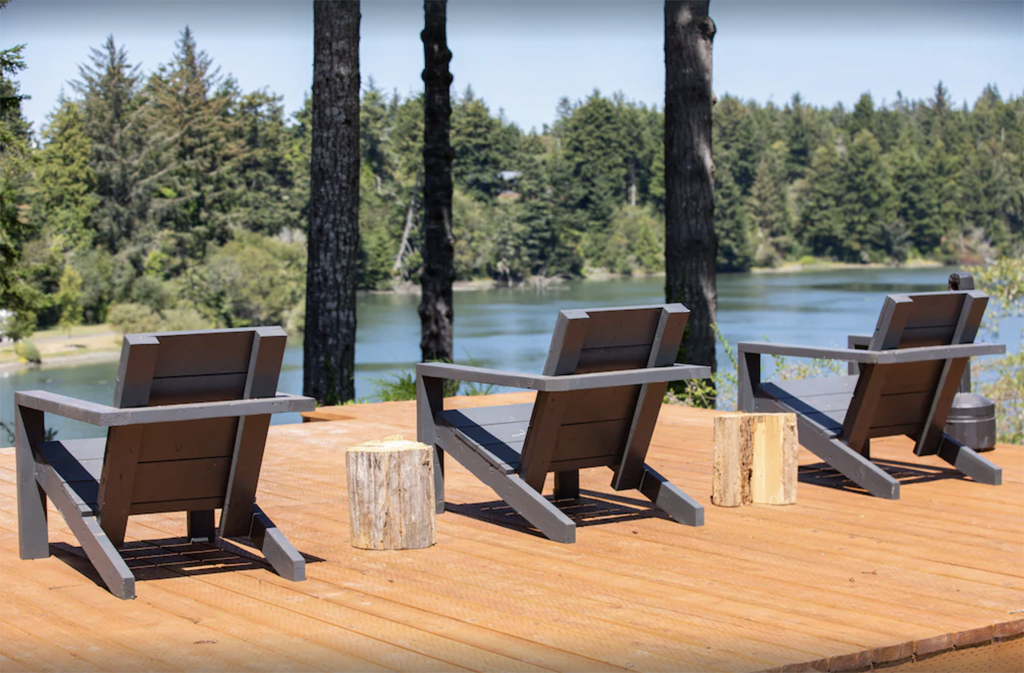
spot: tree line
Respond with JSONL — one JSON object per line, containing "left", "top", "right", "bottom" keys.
{"left": 2, "top": 28, "right": 1022, "bottom": 344}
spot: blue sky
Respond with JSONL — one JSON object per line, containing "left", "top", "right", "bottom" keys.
{"left": 2, "top": 0, "right": 1022, "bottom": 134}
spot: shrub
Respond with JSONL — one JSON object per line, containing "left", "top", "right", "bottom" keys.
{"left": 14, "top": 340, "right": 41, "bottom": 364}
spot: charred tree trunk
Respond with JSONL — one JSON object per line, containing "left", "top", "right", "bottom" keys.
{"left": 304, "top": 1, "right": 360, "bottom": 405}
{"left": 419, "top": 0, "right": 455, "bottom": 363}
{"left": 665, "top": 1, "right": 717, "bottom": 396}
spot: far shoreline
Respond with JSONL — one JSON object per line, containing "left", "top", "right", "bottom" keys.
{"left": 1, "top": 260, "right": 952, "bottom": 376}
{"left": 371, "top": 257, "right": 947, "bottom": 294}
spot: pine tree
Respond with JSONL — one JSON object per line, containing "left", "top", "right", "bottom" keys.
{"left": 0, "top": 43, "right": 47, "bottom": 339}
{"left": 714, "top": 163, "right": 754, "bottom": 271}
{"left": 560, "top": 91, "right": 627, "bottom": 266}
{"left": 32, "top": 97, "right": 99, "bottom": 251}
{"left": 841, "top": 130, "right": 896, "bottom": 261}
{"left": 451, "top": 86, "right": 502, "bottom": 199}
{"left": 784, "top": 93, "right": 815, "bottom": 180}
{"left": 890, "top": 131, "right": 939, "bottom": 255}
{"left": 798, "top": 141, "right": 845, "bottom": 258}
{"left": 72, "top": 36, "right": 153, "bottom": 255}
{"left": 147, "top": 27, "right": 242, "bottom": 265}
{"left": 232, "top": 90, "right": 298, "bottom": 235}
{"left": 747, "top": 140, "right": 791, "bottom": 263}
{"left": 848, "top": 93, "right": 876, "bottom": 139}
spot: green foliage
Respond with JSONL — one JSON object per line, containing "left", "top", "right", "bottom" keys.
{"left": 56, "top": 265, "right": 84, "bottom": 335}
{"left": 968, "top": 257, "right": 1024, "bottom": 444}
{"left": 13, "top": 339, "right": 41, "bottom": 364}
{"left": 714, "top": 166, "right": 755, "bottom": 272}
{"left": 4, "top": 27, "right": 1023, "bottom": 342}
{"left": 107, "top": 302, "right": 210, "bottom": 334}
{"left": 369, "top": 368, "right": 459, "bottom": 402}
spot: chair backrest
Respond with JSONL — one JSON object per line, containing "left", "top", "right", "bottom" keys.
{"left": 102, "top": 326, "right": 287, "bottom": 519}
{"left": 517, "top": 305, "right": 689, "bottom": 492}
{"left": 844, "top": 291, "right": 988, "bottom": 455}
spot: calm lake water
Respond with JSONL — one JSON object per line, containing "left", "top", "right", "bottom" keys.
{"left": 4, "top": 265, "right": 1017, "bottom": 441}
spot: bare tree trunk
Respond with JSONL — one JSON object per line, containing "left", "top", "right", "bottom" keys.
{"left": 419, "top": 0, "right": 455, "bottom": 363}
{"left": 665, "top": 1, "right": 717, "bottom": 394}
{"left": 393, "top": 176, "right": 420, "bottom": 274}
{"left": 304, "top": 1, "right": 360, "bottom": 405}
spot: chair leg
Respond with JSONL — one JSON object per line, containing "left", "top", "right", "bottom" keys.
{"left": 249, "top": 505, "right": 305, "bottom": 581}
{"left": 433, "top": 445, "right": 445, "bottom": 515}
{"left": 638, "top": 465, "right": 704, "bottom": 527}
{"left": 937, "top": 434, "right": 1002, "bottom": 485}
{"left": 15, "top": 406, "right": 48, "bottom": 560}
{"left": 553, "top": 470, "right": 579, "bottom": 501}
{"left": 800, "top": 428, "right": 901, "bottom": 499}
{"left": 187, "top": 510, "right": 217, "bottom": 542}
{"left": 498, "top": 474, "right": 577, "bottom": 543}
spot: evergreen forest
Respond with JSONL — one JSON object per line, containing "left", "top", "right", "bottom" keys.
{"left": 2, "top": 31, "right": 1022, "bottom": 338}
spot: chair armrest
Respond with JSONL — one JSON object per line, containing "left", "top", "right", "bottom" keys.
{"left": 738, "top": 342, "right": 885, "bottom": 363}
{"left": 416, "top": 362, "right": 711, "bottom": 393}
{"left": 416, "top": 363, "right": 550, "bottom": 390}
{"left": 15, "top": 391, "right": 316, "bottom": 427}
{"left": 890, "top": 343, "right": 1005, "bottom": 362}
{"left": 738, "top": 341, "right": 1005, "bottom": 365}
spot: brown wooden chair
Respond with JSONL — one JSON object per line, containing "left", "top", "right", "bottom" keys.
{"left": 15, "top": 326, "right": 315, "bottom": 599}
{"left": 416, "top": 304, "right": 711, "bottom": 543}
{"left": 738, "top": 291, "right": 1005, "bottom": 499}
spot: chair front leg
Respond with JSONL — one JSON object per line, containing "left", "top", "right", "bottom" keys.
{"left": 417, "top": 374, "right": 446, "bottom": 514}
{"left": 250, "top": 504, "right": 305, "bottom": 581}
{"left": 738, "top": 350, "right": 761, "bottom": 412}
{"left": 937, "top": 434, "right": 1002, "bottom": 486}
{"left": 15, "top": 405, "right": 49, "bottom": 559}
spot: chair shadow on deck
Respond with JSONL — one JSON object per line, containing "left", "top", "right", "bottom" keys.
{"left": 799, "top": 458, "right": 972, "bottom": 495}
{"left": 445, "top": 487, "right": 674, "bottom": 539}
{"left": 49, "top": 538, "right": 324, "bottom": 591}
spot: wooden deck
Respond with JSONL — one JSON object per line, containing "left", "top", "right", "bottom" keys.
{"left": 2, "top": 391, "right": 1022, "bottom": 672}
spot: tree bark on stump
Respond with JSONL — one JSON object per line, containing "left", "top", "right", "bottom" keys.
{"left": 305, "top": 1, "right": 360, "bottom": 405}
{"left": 419, "top": 0, "right": 455, "bottom": 363}
{"left": 664, "top": 1, "right": 717, "bottom": 398}
{"left": 347, "top": 438, "right": 436, "bottom": 550}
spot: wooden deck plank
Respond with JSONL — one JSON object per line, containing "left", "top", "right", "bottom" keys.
{"left": 2, "top": 392, "right": 1022, "bottom": 672}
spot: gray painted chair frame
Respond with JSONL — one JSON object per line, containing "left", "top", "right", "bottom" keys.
{"left": 15, "top": 326, "right": 315, "bottom": 599}
{"left": 417, "top": 304, "right": 711, "bottom": 543}
{"left": 738, "top": 291, "right": 1005, "bottom": 499}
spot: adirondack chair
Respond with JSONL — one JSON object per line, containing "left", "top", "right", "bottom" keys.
{"left": 737, "top": 291, "right": 1006, "bottom": 499}
{"left": 14, "top": 326, "right": 315, "bottom": 599}
{"left": 416, "top": 304, "right": 711, "bottom": 543}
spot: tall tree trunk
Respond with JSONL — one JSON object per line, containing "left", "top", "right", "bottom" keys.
{"left": 664, "top": 1, "right": 717, "bottom": 394}
{"left": 419, "top": 0, "right": 455, "bottom": 363}
{"left": 304, "top": 1, "right": 360, "bottom": 405}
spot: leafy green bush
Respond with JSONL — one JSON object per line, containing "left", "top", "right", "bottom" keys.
{"left": 13, "top": 340, "right": 41, "bottom": 364}
{"left": 107, "top": 303, "right": 211, "bottom": 334}
{"left": 203, "top": 231, "right": 306, "bottom": 327}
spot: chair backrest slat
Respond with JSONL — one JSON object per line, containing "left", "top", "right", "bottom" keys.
{"left": 103, "top": 327, "right": 286, "bottom": 517}
{"left": 519, "top": 305, "right": 688, "bottom": 490}
{"left": 849, "top": 291, "right": 988, "bottom": 445}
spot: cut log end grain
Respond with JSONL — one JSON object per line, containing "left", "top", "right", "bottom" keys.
{"left": 346, "top": 436, "right": 436, "bottom": 550}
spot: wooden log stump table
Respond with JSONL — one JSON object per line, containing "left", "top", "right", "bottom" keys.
{"left": 713, "top": 412, "right": 798, "bottom": 506}
{"left": 346, "top": 436, "right": 436, "bottom": 550}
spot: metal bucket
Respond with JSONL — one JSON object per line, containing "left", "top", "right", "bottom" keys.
{"left": 945, "top": 392, "right": 997, "bottom": 452}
